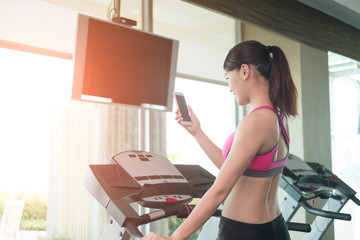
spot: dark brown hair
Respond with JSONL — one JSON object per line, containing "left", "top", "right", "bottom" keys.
{"left": 223, "top": 40, "right": 298, "bottom": 117}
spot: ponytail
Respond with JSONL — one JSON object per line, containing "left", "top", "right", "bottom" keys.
{"left": 268, "top": 46, "right": 298, "bottom": 117}
{"left": 223, "top": 40, "right": 298, "bottom": 117}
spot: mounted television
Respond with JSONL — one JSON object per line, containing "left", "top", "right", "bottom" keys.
{"left": 72, "top": 14, "right": 179, "bottom": 111}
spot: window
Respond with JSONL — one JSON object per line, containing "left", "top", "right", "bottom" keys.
{"left": 0, "top": 47, "right": 73, "bottom": 234}
{"left": 167, "top": 78, "right": 236, "bottom": 175}
{"left": 329, "top": 52, "right": 360, "bottom": 240}
{"left": 0, "top": 47, "right": 73, "bottom": 192}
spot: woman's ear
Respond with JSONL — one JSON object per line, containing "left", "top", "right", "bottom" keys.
{"left": 240, "top": 64, "right": 250, "bottom": 79}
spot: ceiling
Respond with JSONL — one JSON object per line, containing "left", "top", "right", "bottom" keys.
{"left": 298, "top": 0, "right": 360, "bottom": 76}
{"left": 43, "top": 0, "right": 360, "bottom": 30}
{"left": 298, "top": 0, "right": 360, "bottom": 30}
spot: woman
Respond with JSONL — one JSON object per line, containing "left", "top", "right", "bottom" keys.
{"left": 141, "top": 40, "right": 297, "bottom": 240}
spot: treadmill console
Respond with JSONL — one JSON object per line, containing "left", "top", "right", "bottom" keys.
{"left": 111, "top": 151, "right": 189, "bottom": 186}
{"left": 84, "top": 150, "right": 219, "bottom": 239}
{"left": 85, "top": 151, "right": 193, "bottom": 209}
{"left": 281, "top": 154, "right": 359, "bottom": 202}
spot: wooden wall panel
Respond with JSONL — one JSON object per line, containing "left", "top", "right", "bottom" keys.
{"left": 183, "top": 0, "right": 360, "bottom": 62}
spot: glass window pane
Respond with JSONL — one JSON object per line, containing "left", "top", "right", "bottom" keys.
{"left": 0, "top": 47, "right": 73, "bottom": 234}
{"left": 329, "top": 52, "right": 360, "bottom": 240}
{"left": 0, "top": 48, "right": 73, "bottom": 193}
{"left": 153, "top": 0, "right": 236, "bottom": 81}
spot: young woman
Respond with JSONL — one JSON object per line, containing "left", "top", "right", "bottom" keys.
{"left": 141, "top": 40, "right": 297, "bottom": 240}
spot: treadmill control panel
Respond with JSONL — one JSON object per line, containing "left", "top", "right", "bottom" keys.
{"left": 112, "top": 151, "right": 189, "bottom": 186}
{"left": 110, "top": 151, "right": 193, "bottom": 208}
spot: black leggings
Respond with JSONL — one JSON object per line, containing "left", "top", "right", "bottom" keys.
{"left": 217, "top": 214, "right": 291, "bottom": 240}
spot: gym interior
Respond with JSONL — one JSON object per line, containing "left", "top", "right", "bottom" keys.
{"left": 0, "top": 0, "right": 359, "bottom": 239}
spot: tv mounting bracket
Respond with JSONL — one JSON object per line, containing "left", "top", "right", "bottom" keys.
{"left": 111, "top": 0, "right": 137, "bottom": 27}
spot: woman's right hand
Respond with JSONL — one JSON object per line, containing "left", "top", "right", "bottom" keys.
{"left": 175, "top": 105, "right": 201, "bottom": 136}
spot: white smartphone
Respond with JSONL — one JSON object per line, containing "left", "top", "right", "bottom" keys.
{"left": 173, "top": 91, "right": 192, "bottom": 125}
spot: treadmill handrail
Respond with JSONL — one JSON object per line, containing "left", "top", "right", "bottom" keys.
{"left": 137, "top": 204, "right": 311, "bottom": 235}
{"left": 123, "top": 221, "right": 143, "bottom": 240}
{"left": 299, "top": 199, "right": 351, "bottom": 221}
{"left": 286, "top": 222, "right": 311, "bottom": 233}
{"left": 350, "top": 195, "right": 360, "bottom": 206}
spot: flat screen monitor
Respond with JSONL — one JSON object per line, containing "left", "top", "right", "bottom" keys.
{"left": 72, "top": 14, "right": 179, "bottom": 111}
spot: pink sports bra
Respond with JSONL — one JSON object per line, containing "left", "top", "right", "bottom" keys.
{"left": 222, "top": 105, "right": 290, "bottom": 178}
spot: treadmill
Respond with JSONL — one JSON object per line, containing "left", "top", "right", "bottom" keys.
{"left": 279, "top": 154, "right": 360, "bottom": 239}
{"left": 84, "top": 150, "right": 215, "bottom": 239}
{"left": 84, "top": 151, "right": 359, "bottom": 239}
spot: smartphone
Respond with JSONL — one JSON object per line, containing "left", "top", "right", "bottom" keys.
{"left": 173, "top": 91, "right": 192, "bottom": 125}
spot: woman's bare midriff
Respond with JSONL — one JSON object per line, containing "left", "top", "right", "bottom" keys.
{"left": 221, "top": 174, "right": 281, "bottom": 224}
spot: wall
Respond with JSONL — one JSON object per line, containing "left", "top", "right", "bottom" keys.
{"left": 300, "top": 44, "right": 332, "bottom": 167}
{"left": 300, "top": 42, "right": 333, "bottom": 240}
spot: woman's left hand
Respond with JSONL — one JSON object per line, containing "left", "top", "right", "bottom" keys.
{"left": 140, "top": 232, "right": 172, "bottom": 240}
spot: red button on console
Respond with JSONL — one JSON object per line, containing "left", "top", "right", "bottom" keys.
{"left": 166, "top": 198, "right": 178, "bottom": 203}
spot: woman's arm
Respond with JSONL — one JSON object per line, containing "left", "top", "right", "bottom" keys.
{"left": 175, "top": 106, "right": 225, "bottom": 169}
{"left": 192, "top": 128, "right": 224, "bottom": 169}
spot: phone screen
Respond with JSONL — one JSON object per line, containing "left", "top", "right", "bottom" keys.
{"left": 175, "top": 94, "right": 191, "bottom": 122}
